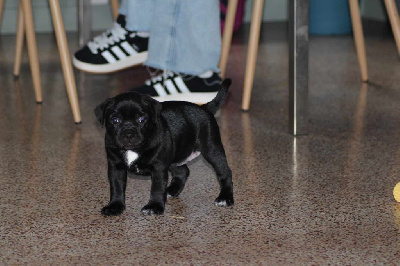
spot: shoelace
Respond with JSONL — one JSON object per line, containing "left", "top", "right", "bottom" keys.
{"left": 145, "top": 70, "right": 177, "bottom": 86}
{"left": 87, "top": 22, "right": 131, "bottom": 54}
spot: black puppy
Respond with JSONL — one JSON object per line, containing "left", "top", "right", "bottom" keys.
{"left": 95, "top": 79, "right": 234, "bottom": 216}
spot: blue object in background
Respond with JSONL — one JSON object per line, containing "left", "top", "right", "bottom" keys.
{"left": 309, "top": 0, "right": 352, "bottom": 35}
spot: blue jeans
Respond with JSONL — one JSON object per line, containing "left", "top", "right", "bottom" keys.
{"left": 119, "top": 0, "right": 221, "bottom": 75}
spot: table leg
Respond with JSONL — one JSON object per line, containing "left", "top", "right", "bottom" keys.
{"left": 78, "top": 0, "right": 92, "bottom": 46}
{"left": 289, "top": 0, "right": 309, "bottom": 135}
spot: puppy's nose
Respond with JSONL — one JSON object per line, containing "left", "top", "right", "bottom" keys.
{"left": 125, "top": 133, "right": 134, "bottom": 140}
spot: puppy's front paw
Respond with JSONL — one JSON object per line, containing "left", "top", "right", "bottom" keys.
{"left": 214, "top": 196, "right": 234, "bottom": 207}
{"left": 101, "top": 202, "right": 125, "bottom": 216}
{"left": 141, "top": 203, "right": 164, "bottom": 215}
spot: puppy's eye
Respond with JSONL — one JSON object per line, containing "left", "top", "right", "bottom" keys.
{"left": 138, "top": 116, "right": 147, "bottom": 124}
{"left": 112, "top": 117, "right": 121, "bottom": 125}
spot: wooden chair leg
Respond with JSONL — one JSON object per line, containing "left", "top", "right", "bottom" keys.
{"left": 21, "top": 0, "right": 43, "bottom": 103}
{"left": 348, "top": 0, "right": 368, "bottom": 82}
{"left": 383, "top": 0, "right": 400, "bottom": 57}
{"left": 14, "top": 2, "right": 25, "bottom": 77}
{"left": 242, "top": 0, "right": 264, "bottom": 111}
{"left": 219, "top": 0, "right": 238, "bottom": 78}
{"left": 110, "top": 0, "right": 119, "bottom": 20}
{"left": 48, "top": 0, "right": 82, "bottom": 123}
{"left": 0, "top": 0, "right": 4, "bottom": 31}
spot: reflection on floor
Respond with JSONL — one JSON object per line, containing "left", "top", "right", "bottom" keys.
{"left": 1, "top": 23, "right": 400, "bottom": 264}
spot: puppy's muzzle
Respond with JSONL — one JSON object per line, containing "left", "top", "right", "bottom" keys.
{"left": 118, "top": 129, "right": 143, "bottom": 149}
{"left": 123, "top": 130, "right": 135, "bottom": 141}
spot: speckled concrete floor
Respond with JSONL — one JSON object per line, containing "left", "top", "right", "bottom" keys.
{"left": 1, "top": 23, "right": 400, "bottom": 264}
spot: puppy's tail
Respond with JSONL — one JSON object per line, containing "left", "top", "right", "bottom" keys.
{"left": 203, "top": 78, "right": 231, "bottom": 115}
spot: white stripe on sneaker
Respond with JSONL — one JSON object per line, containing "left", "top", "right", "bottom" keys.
{"left": 120, "top": 41, "right": 137, "bottom": 55}
{"left": 164, "top": 80, "right": 179, "bottom": 95}
{"left": 73, "top": 51, "right": 148, "bottom": 73}
{"left": 153, "top": 92, "right": 218, "bottom": 104}
{"left": 102, "top": 50, "right": 117, "bottom": 63}
{"left": 111, "top": 46, "right": 127, "bottom": 60}
{"left": 174, "top": 76, "right": 190, "bottom": 93}
{"left": 154, "top": 83, "right": 168, "bottom": 97}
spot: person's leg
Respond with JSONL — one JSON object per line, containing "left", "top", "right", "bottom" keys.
{"left": 73, "top": 0, "right": 153, "bottom": 73}
{"left": 134, "top": 0, "right": 223, "bottom": 104}
{"left": 120, "top": 0, "right": 154, "bottom": 32}
{"left": 146, "top": 0, "right": 221, "bottom": 75}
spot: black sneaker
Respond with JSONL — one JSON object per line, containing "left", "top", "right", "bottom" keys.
{"left": 133, "top": 70, "right": 222, "bottom": 104}
{"left": 73, "top": 15, "right": 149, "bottom": 73}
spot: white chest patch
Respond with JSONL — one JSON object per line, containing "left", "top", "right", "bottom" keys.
{"left": 125, "top": 150, "right": 139, "bottom": 166}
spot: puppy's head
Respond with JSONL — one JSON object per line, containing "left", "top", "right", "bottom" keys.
{"left": 95, "top": 92, "right": 161, "bottom": 150}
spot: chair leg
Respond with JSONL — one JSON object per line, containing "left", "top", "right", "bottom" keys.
{"left": 110, "top": 0, "right": 119, "bottom": 20}
{"left": 348, "top": 0, "right": 368, "bottom": 82}
{"left": 242, "top": 0, "right": 264, "bottom": 111}
{"left": 219, "top": 0, "right": 238, "bottom": 78}
{"left": 14, "top": 2, "right": 25, "bottom": 77}
{"left": 0, "top": 0, "right": 4, "bottom": 31}
{"left": 383, "top": 0, "right": 400, "bottom": 57}
{"left": 48, "top": 0, "right": 82, "bottom": 123}
{"left": 21, "top": 0, "right": 43, "bottom": 103}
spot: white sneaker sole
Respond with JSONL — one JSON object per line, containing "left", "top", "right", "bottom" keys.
{"left": 153, "top": 92, "right": 218, "bottom": 105}
{"left": 72, "top": 52, "right": 148, "bottom": 74}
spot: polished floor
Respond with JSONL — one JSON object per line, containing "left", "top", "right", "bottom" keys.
{"left": 1, "top": 23, "right": 400, "bottom": 264}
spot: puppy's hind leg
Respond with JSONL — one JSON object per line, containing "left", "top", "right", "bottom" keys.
{"left": 202, "top": 141, "right": 234, "bottom": 207}
{"left": 167, "top": 165, "right": 190, "bottom": 197}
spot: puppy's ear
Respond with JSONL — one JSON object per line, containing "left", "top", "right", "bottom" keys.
{"left": 142, "top": 95, "right": 162, "bottom": 124}
{"left": 94, "top": 98, "right": 112, "bottom": 126}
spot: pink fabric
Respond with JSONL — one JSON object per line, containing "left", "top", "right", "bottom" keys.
{"left": 220, "top": 0, "right": 246, "bottom": 33}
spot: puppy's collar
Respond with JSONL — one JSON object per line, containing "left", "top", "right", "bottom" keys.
{"left": 125, "top": 150, "right": 139, "bottom": 166}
